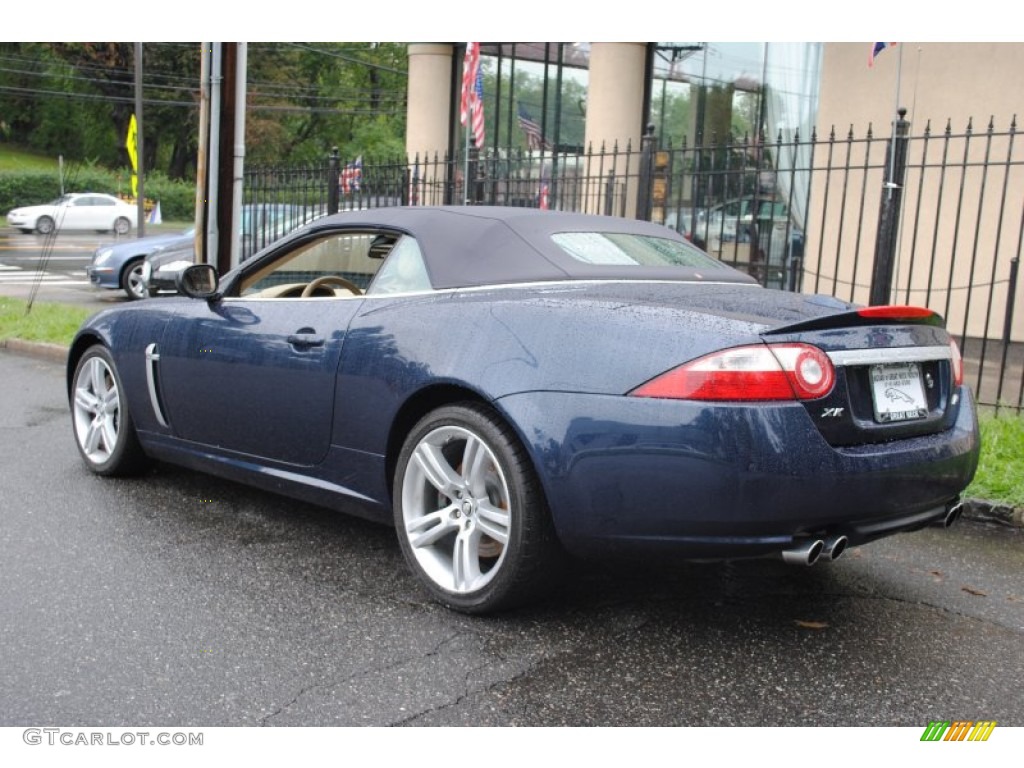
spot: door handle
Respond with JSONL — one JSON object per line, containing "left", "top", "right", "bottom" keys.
{"left": 287, "top": 332, "right": 325, "bottom": 348}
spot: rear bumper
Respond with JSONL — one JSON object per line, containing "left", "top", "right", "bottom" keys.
{"left": 496, "top": 388, "right": 980, "bottom": 559}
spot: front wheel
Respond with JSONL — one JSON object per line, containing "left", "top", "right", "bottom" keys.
{"left": 393, "top": 403, "right": 562, "bottom": 614}
{"left": 121, "top": 260, "right": 147, "bottom": 300}
{"left": 70, "top": 345, "right": 148, "bottom": 476}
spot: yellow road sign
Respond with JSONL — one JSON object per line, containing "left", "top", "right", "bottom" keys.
{"left": 125, "top": 114, "right": 138, "bottom": 172}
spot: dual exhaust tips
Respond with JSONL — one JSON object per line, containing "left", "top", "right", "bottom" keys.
{"left": 781, "top": 535, "right": 848, "bottom": 566}
{"left": 782, "top": 501, "right": 964, "bottom": 566}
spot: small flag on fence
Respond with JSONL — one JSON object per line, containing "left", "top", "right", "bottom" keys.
{"left": 340, "top": 156, "right": 362, "bottom": 194}
{"left": 539, "top": 181, "right": 549, "bottom": 211}
{"left": 868, "top": 42, "right": 897, "bottom": 67}
{"left": 517, "top": 104, "right": 551, "bottom": 151}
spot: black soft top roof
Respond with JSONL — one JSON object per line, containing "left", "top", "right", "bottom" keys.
{"left": 293, "top": 206, "right": 754, "bottom": 290}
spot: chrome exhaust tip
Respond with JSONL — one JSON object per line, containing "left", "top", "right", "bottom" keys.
{"left": 942, "top": 502, "right": 963, "bottom": 528}
{"left": 781, "top": 539, "right": 825, "bottom": 566}
{"left": 822, "top": 535, "right": 849, "bottom": 561}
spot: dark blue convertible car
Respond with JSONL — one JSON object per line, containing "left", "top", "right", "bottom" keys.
{"left": 67, "top": 207, "right": 980, "bottom": 613}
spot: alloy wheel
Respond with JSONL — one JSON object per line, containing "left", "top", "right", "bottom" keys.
{"left": 72, "top": 355, "right": 122, "bottom": 465}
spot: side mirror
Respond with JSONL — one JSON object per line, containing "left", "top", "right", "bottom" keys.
{"left": 176, "top": 264, "right": 220, "bottom": 299}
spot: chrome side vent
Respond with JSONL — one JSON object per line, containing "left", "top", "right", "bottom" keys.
{"left": 145, "top": 343, "right": 169, "bottom": 428}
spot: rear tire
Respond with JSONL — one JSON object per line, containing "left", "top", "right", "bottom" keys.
{"left": 393, "top": 402, "right": 563, "bottom": 614}
{"left": 114, "top": 217, "right": 131, "bottom": 235}
{"left": 70, "top": 345, "right": 148, "bottom": 476}
{"left": 36, "top": 216, "right": 55, "bottom": 235}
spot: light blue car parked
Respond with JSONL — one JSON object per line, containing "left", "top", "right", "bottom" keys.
{"left": 86, "top": 227, "right": 195, "bottom": 300}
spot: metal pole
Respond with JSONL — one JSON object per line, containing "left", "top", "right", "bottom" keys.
{"left": 550, "top": 44, "right": 565, "bottom": 208}
{"left": 996, "top": 256, "right": 1020, "bottom": 413}
{"left": 215, "top": 43, "right": 238, "bottom": 275}
{"left": 194, "top": 43, "right": 211, "bottom": 264}
{"left": 462, "top": 44, "right": 470, "bottom": 205}
{"left": 229, "top": 42, "right": 247, "bottom": 269}
{"left": 134, "top": 42, "right": 145, "bottom": 238}
{"left": 463, "top": 110, "right": 470, "bottom": 204}
{"left": 637, "top": 124, "right": 655, "bottom": 220}
{"left": 207, "top": 43, "right": 222, "bottom": 266}
{"left": 869, "top": 108, "right": 910, "bottom": 306}
{"left": 328, "top": 147, "right": 340, "bottom": 214}
{"left": 887, "top": 45, "right": 904, "bottom": 203}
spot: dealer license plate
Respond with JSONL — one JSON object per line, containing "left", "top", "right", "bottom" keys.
{"left": 870, "top": 363, "right": 928, "bottom": 423}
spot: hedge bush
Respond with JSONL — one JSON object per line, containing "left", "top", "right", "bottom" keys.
{"left": 0, "top": 169, "right": 195, "bottom": 222}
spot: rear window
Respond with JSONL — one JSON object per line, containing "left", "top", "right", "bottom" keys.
{"left": 551, "top": 232, "right": 728, "bottom": 270}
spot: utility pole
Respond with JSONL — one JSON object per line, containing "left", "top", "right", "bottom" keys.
{"left": 134, "top": 42, "right": 145, "bottom": 238}
{"left": 215, "top": 42, "right": 239, "bottom": 275}
{"left": 196, "top": 43, "right": 245, "bottom": 274}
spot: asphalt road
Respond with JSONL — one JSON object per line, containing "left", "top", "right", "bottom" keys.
{"left": 1, "top": 350, "right": 1022, "bottom": 729}
{"left": 0, "top": 225, "right": 187, "bottom": 307}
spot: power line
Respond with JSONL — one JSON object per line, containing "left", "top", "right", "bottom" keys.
{"left": 276, "top": 42, "right": 409, "bottom": 77}
{"left": 0, "top": 84, "right": 406, "bottom": 116}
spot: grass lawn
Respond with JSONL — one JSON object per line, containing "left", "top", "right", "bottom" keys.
{"left": 0, "top": 297, "right": 94, "bottom": 346}
{"left": 0, "top": 145, "right": 60, "bottom": 173}
{"left": 967, "top": 413, "right": 1024, "bottom": 507}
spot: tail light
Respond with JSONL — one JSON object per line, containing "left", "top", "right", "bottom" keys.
{"left": 949, "top": 338, "right": 964, "bottom": 387}
{"left": 856, "top": 305, "right": 935, "bottom": 320}
{"left": 630, "top": 343, "right": 835, "bottom": 402}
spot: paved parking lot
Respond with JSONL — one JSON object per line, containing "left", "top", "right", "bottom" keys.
{"left": 2, "top": 351, "right": 1022, "bottom": 731}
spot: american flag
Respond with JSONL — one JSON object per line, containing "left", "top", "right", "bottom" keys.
{"left": 460, "top": 42, "right": 486, "bottom": 148}
{"left": 868, "top": 42, "right": 897, "bottom": 67}
{"left": 517, "top": 104, "right": 551, "bottom": 150}
{"left": 340, "top": 156, "right": 362, "bottom": 194}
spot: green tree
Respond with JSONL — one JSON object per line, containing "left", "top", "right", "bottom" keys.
{"left": 651, "top": 84, "right": 693, "bottom": 145}
{"left": 1, "top": 42, "right": 409, "bottom": 175}
{"left": 246, "top": 42, "right": 407, "bottom": 165}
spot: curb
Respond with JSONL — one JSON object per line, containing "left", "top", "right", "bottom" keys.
{"left": 0, "top": 337, "right": 68, "bottom": 364}
{"left": 962, "top": 498, "right": 1024, "bottom": 528}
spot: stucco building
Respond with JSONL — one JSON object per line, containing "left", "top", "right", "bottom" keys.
{"left": 403, "top": 43, "right": 1023, "bottom": 350}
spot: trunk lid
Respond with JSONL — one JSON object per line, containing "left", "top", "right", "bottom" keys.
{"left": 762, "top": 307, "right": 960, "bottom": 446}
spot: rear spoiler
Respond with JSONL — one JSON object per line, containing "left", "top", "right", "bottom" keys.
{"left": 762, "top": 305, "right": 946, "bottom": 335}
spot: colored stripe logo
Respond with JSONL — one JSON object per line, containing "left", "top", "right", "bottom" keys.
{"left": 921, "top": 720, "right": 997, "bottom": 741}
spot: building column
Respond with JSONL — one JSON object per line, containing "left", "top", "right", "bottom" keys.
{"left": 583, "top": 42, "right": 648, "bottom": 216}
{"left": 406, "top": 43, "right": 454, "bottom": 204}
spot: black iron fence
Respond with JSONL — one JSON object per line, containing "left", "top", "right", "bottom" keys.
{"left": 243, "top": 117, "right": 1023, "bottom": 412}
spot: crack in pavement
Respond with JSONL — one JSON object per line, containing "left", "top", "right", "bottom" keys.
{"left": 258, "top": 629, "right": 470, "bottom": 726}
